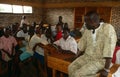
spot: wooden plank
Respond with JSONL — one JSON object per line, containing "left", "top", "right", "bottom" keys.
{"left": 0, "top": 1, "right": 120, "bottom": 8}
{"left": 43, "top": 1, "right": 120, "bottom": 8}
{"left": 47, "top": 56, "right": 71, "bottom": 74}
{"left": 0, "top": 0, "right": 43, "bottom": 8}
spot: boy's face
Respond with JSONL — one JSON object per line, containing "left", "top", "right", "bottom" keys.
{"left": 4, "top": 29, "right": 10, "bottom": 36}
{"left": 63, "top": 30, "right": 69, "bottom": 40}
{"left": 23, "top": 26, "right": 28, "bottom": 33}
{"left": 35, "top": 27, "right": 42, "bottom": 34}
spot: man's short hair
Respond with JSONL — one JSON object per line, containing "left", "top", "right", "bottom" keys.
{"left": 85, "top": 11, "right": 100, "bottom": 23}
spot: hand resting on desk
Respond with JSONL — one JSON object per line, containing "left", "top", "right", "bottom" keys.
{"left": 53, "top": 44, "right": 76, "bottom": 55}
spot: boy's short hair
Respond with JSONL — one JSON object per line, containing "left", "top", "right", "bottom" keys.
{"left": 63, "top": 28, "right": 70, "bottom": 33}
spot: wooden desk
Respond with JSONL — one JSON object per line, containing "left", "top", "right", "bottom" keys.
{"left": 44, "top": 45, "right": 120, "bottom": 77}
{"left": 44, "top": 45, "right": 75, "bottom": 77}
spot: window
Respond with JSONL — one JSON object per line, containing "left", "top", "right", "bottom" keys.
{"left": 12, "top": 5, "right": 23, "bottom": 13}
{"left": 0, "top": 4, "right": 12, "bottom": 13}
{"left": 0, "top": 3, "right": 32, "bottom": 14}
{"left": 23, "top": 6, "right": 32, "bottom": 13}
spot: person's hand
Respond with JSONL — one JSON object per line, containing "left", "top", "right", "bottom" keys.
{"left": 33, "top": 44, "right": 37, "bottom": 52}
{"left": 99, "top": 69, "right": 109, "bottom": 77}
{"left": 33, "top": 46, "right": 36, "bottom": 52}
{"left": 2, "top": 49, "right": 12, "bottom": 58}
{"left": 57, "top": 46, "right": 62, "bottom": 52}
{"left": 12, "top": 43, "right": 15, "bottom": 56}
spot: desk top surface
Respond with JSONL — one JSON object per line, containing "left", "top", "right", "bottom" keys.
{"left": 44, "top": 44, "right": 76, "bottom": 62}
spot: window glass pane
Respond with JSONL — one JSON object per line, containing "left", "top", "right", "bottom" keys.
{"left": 23, "top": 6, "right": 32, "bottom": 13}
{"left": 0, "top": 4, "right": 12, "bottom": 13}
{"left": 13, "top": 5, "right": 23, "bottom": 13}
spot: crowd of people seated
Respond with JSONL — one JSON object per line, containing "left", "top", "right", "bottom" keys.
{"left": 0, "top": 15, "right": 120, "bottom": 77}
{"left": 0, "top": 15, "right": 79, "bottom": 77}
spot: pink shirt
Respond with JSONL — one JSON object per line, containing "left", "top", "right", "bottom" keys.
{"left": 0, "top": 36, "right": 17, "bottom": 61}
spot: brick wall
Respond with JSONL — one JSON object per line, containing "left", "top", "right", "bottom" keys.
{"left": 0, "top": 7, "right": 43, "bottom": 27}
{"left": 111, "top": 7, "right": 120, "bottom": 38}
{"left": 43, "top": 7, "right": 120, "bottom": 37}
{"left": 43, "top": 8, "right": 74, "bottom": 29}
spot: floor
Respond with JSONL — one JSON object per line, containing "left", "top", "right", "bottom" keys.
{"left": 0, "top": 57, "right": 68, "bottom": 77}
{"left": 0, "top": 57, "right": 44, "bottom": 77}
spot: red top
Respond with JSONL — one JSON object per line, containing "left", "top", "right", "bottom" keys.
{"left": 112, "top": 46, "right": 120, "bottom": 63}
{"left": 55, "top": 31, "right": 62, "bottom": 41}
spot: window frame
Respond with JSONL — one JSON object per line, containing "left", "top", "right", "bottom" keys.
{"left": 0, "top": 4, "right": 12, "bottom": 13}
{"left": 0, "top": 3, "right": 32, "bottom": 14}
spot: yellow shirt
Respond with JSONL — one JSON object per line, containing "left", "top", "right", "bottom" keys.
{"left": 78, "top": 23, "right": 117, "bottom": 59}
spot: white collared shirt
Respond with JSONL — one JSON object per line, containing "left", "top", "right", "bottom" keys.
{"left": 54, "top": 36, "right": 77, "bottom": 54}
{"left": 16, "top": 30, "right": 29, "bottom": 46}
{"left": 26, "top": 34, "right": 48, "bottom": 56}
{"left": 20, "top": 19, "right": 29, "bottom": 28}
{"left": 16, "top": 30, "right": 28, "bottom": 38}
